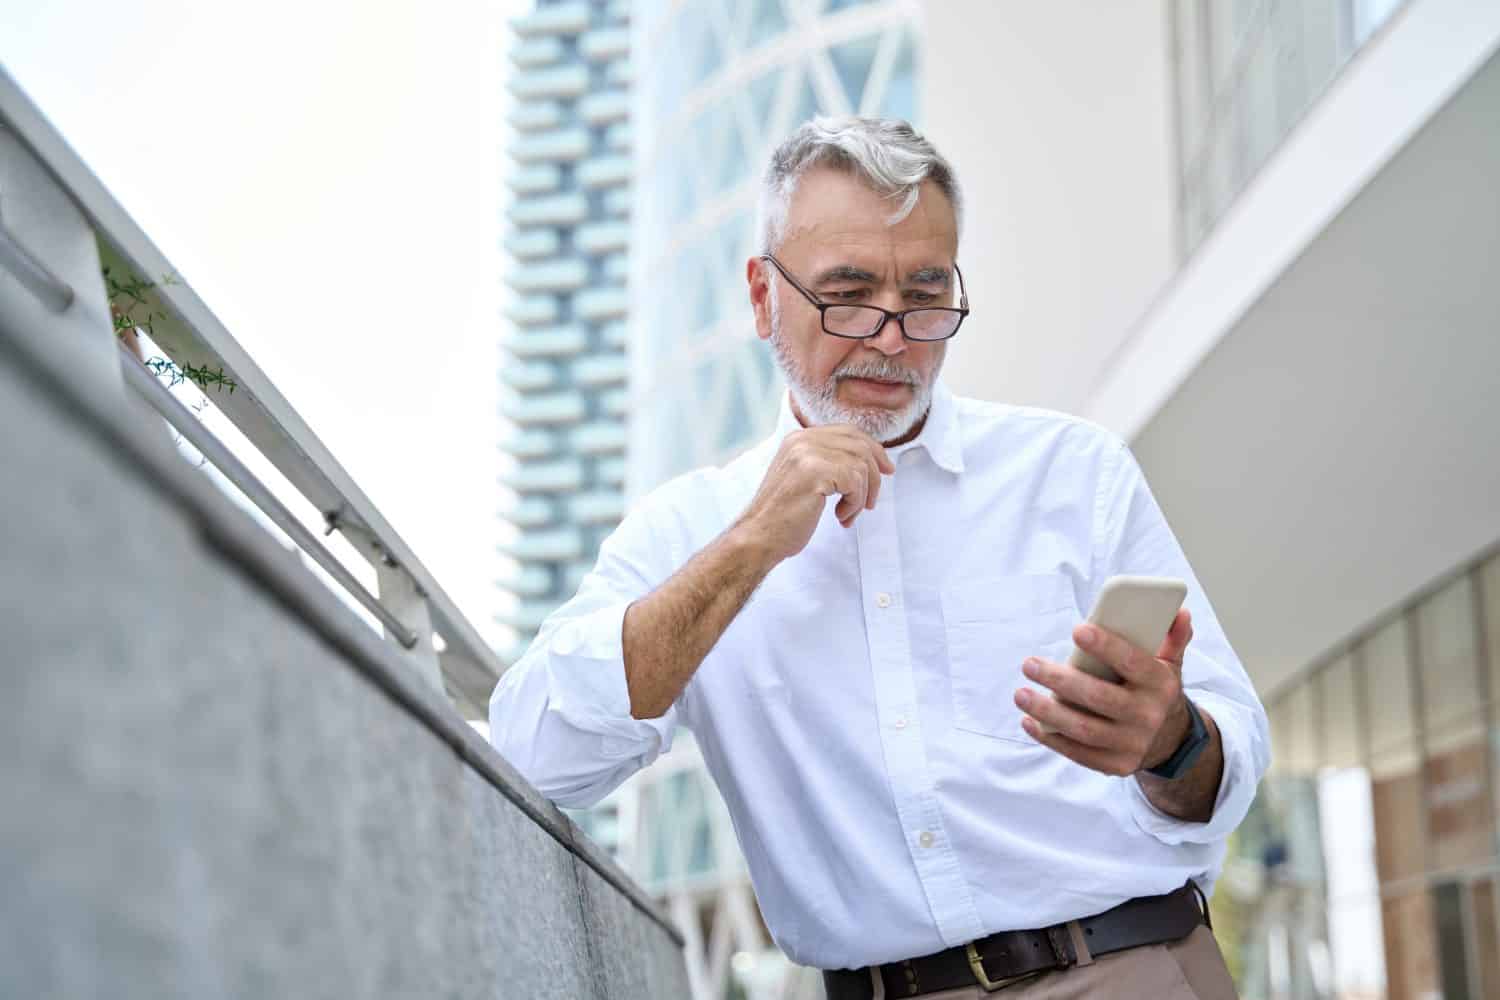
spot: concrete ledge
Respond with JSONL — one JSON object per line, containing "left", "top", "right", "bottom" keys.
{"left": 0, "top": 285, "right": 685, "bottom": 996}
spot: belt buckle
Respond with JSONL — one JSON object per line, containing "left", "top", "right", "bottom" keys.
{"left": 964, "top": 942, "right": 1039, "bottom": 993}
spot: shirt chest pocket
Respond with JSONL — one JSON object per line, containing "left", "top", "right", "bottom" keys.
{"left": 942, "top": 573, "right": 1078, "bottom": 743}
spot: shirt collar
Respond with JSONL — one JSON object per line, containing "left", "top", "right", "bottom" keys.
{"left": 771, "top": 380, "right": 965, "bottom": 475}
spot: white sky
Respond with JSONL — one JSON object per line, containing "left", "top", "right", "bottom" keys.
{"left": 3, "top": 0, "right": 532, "bottom": 648}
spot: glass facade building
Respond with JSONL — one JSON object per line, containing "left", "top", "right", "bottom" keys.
{"left": 1167, "top": 9, "right": 1499, "bottom": 996}
{"left": 1216, "top": 545, "right": 1500, "bottom": 1000}
{"left": 1171, "top": 0, "right": 1408, "bottom": 252}
{"left": 628, "top": 0, "right": 922, "bottom": 495}
{"left": 498, "top": 0, "right": 634, "bottom": 659}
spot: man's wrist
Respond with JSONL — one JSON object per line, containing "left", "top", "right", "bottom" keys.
{"left": 722, "top": 518, "right": 784, "bottom": 579}
{"left": 1142, "top": 696, "right": 1212, "bottom": 780}
{"left": 1141, "top": 694, "right": 1194, "bottom": 772}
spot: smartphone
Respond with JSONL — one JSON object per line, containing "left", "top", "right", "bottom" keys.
{"left": 1038, "top": 575, "right": 1187, "bottom": 733}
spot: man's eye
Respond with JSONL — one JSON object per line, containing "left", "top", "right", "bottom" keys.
{"left": 908, "top": 292, "right": 937, "bottom": 304}
{"left": 826, "top": 289, "right": 866, "bottom": 301}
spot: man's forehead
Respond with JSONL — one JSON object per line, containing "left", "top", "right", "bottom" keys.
{"left": 780, "top": 169, "right": 956, "bottom": 264}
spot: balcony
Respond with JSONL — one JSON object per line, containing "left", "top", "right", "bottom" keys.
{"left": 600, "top": 320, "right": 629, "bottom": 348}
{"left": 499, "top": 360, "right": 557, "bottom": 391}
{"left": 510, "top": 64, "right": 590, "bottom": 101}
{"left": 572, "top": 353, "right": 628, "bottom": 388}
{"left": 510, "top": 127, "right": 590, "bottom": 164}
{"left": 504, "top": 227, "right": 560, "bottom": 260}
{"left": 505, "top": 295, "right": 560, "bottom": 326}
{"left": 507, "top": 325, "right": 588, "bottom": 358}
{"left": 508, "top": 102, "right": 563, "bottom": 133}
{"left": 571, "top": 421, "right": 628, "bottom": 456}
{"left": 500, "top": 528, "right": 584, "bottom": 562}
{"left": 602, "top": 252, "right": 628, "bottom": 284}
{"left": 574, "top": 286, "right": 628, "bottom": 321}
{"left": 508, "top": 192, "right": 588, "bottom": 226}
{"left": 608, "top": 57, "right": 634, "bottom": 86}
{"left": 605, "top": 122, "right": 632, "bottom": 153}
{"left": 508, "top": 257, "right": 590, "bottom": 293}
{"left": 576, "top": 220, "right": 629, "bottom": 254}
{"left": 599, "top": 388, "right": 630, "bottom": 419}
{"left": 504, "top": 495, "right": 556, "bottom": 528}
{"left": 500, "top": 427, "right": 556, "bottom": 459}
{"left": 602, "top": 186, "right": 632, "bottom": 219}
{"left": 502, "top": 390, "right": 587, "bottom": 427}
{"left": 512, "top": 2, "right": 590, "bottom": 38}
{"left": 579, "top": 27, "right": 630, "bottom": 63}
{"left": 511, "top": 36, "right": 565, "bottom": 68}
{"left": 577, "top": 154, "right": 632, "bottom": 190}
{"left": 500, "top": 458, "right": 585, "bottom": 494}
{"left": 509, "top": 163, "right": 562, "bottom": 196}
{"left": 569, "top": 490, "right": 626, "bottom": 525}
{"left": 500, "top": 563, "right": 555, "bottom": 598}
{"left": 579, "top": 90, "right": 630, "bottom": 126}
{"left": 597, "top": 455, "right": 628, "bottom": 487}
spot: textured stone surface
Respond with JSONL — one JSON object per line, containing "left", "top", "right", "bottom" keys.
{"left": 577, "top": 859, "right": 695, "bottom": 1000}
{"left": 0, "top": 347, "right": 684, "bottom": 997}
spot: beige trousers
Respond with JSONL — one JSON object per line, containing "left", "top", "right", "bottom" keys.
{"left": 862, "top": 926, "right": 1239, "bottom": 1000}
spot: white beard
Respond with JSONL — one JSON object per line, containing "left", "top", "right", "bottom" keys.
{"left": 768, "top": 292, "right": 938, "bottom": 443}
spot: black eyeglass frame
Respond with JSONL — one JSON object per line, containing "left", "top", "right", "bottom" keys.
{"left": 759, "top": 253, "right": 970, "bottom": 342}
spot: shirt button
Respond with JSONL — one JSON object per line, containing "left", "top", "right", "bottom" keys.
{"left": 918, "top": 831, "right": 935, "bottom": 849}
{"left": 894, "top": 716, "right": 908, "bottom": 730}
{"left": 875, "top": 592, "right": 892, "bottom": 608}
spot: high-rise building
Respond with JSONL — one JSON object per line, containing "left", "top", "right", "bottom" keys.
{"left": 497, "top": 0, "right": 634, "bottom": 660}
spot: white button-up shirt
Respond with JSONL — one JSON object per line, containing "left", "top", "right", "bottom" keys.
{"left": 489, "top": 382, "right": 1270, "bottom": 971}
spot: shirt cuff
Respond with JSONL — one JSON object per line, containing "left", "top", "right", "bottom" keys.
{"left": 543, "top": 601, "right": 679, "bottom": 761}
{"left": 1123, "top": 690, "right": 1263, "bottom": 846}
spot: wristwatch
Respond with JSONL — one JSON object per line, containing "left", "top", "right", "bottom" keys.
{"left": 1145, "top": 697, "right": 1209, "bottom": 780}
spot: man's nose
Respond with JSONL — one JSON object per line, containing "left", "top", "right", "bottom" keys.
{"left": 866, "top": 311, "right": 907, "bottom": 355}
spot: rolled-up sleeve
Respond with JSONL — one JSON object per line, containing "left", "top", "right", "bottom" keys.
{"left": 1091, "top": 438, "right": 1272, "bottom": 846}
{"left": 489, "top": 494, "right": 686, "bottom": 809}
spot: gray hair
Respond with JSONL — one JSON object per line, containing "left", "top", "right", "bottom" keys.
{"left": 755, "top": 116, "right": 963, "bottom": 254}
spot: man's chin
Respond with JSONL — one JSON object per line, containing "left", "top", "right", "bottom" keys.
{"left": 841, "top": 405, "right": 917, "bottom": 442}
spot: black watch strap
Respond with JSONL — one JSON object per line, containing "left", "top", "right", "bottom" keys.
{"left": 1146, "top": 697, "right": 1209, "bottom": 780}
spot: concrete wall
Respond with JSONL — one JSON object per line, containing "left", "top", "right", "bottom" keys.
{"left": 0, "top": 302, "right": 688, "bottom": 998}
{"left": 921, "top": 0, "right": 1178, "bottom": 414}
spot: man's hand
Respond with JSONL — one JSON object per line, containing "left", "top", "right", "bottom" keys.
{"left": 623, "top": 424, "right": 892, "bottom": 719}
{"left": 731, "top": 425, "right": 895, "bottom": 564}
{"left": 1013, "top": 610, "right": 1196, "bottom": 777}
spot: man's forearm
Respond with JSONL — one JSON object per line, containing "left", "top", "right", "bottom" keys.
{"left": 1135, "top": 705, "right": 1224, "bottom": 823}
{"left": 623, "top": 524, "right": 777, "bottom": 719}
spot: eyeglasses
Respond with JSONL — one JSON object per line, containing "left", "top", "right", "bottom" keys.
{"left": 760, "top": 254, "right": 969, "bottom": 342}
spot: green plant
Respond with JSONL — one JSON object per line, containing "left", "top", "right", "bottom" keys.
{"left": 104, "top": 264, "right": 238, "bottom": 396}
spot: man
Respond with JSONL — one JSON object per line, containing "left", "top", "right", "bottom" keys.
{"left": 490, "top": 117, "right": 1269, "bottom": 998}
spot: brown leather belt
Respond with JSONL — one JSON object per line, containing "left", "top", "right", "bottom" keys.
{"left": 821, "top": 882, "right": 1208, "bottom": 998}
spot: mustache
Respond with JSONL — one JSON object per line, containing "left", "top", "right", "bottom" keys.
{"left": 833, "top": 359, "right": 921, "bottom": 385}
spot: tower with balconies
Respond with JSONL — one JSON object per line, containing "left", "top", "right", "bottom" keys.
{"left": 499, "top": 0, "right": 632, "bottom": 660}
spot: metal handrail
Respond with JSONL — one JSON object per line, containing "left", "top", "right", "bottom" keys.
{"left": 0, "top": 64, "right": 505, "bottom": 713}
{"left": 0, "top": 209, "right": 74, "bottom": 312}
{"left": 118, "top": 341, "right": 420, "bottom": 649}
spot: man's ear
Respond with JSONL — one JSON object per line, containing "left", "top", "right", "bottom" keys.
{"left": 747, "top": 257, "right": 772, "bottom": 342}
